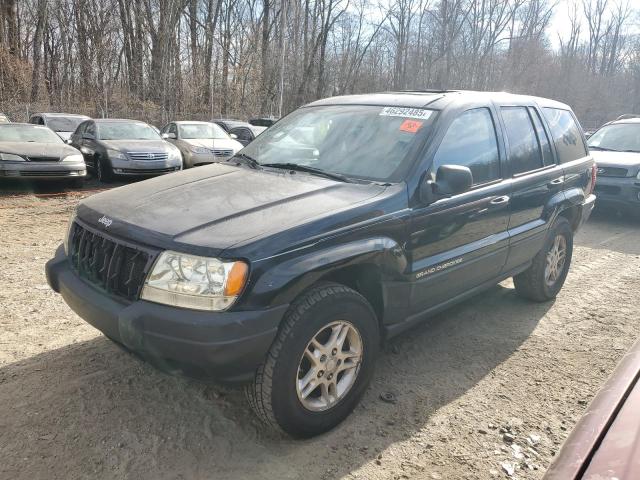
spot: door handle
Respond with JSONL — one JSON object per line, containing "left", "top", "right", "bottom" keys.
{"left": 489, "top": 195, "right": 510, "bottom": 206}
{"left": 548, "top": 177, "right": 565, "bottom": 187}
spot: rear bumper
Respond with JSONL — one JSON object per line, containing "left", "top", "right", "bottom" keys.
{"left": 578, "top": 194, "right": 596, "bottom": 228}
{"left": 45, "top": 246, "right": 287, "bottom": 383}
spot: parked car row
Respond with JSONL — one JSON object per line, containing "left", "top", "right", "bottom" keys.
{"left": 0, "top": 113, "right": 270, "bottom": 184}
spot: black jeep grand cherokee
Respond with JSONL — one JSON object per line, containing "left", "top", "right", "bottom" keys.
{"left": 46, "top": 91, "right": 596, "bottom": 437}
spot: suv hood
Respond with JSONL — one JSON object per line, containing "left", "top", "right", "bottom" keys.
{"left": 592, "top": 150, "right": 640, "bottom": 169}
{"left": 102, "top": 139, "right": 174, "bottom": 153}
{"left": 77, "top": 163, "right": 392, "bottom": 257}
{"left": 0, "top": 141, "right": 79, "bottom": 158}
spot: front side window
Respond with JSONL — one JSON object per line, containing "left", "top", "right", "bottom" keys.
{"left": 431, "top": 108, "right": 500, "bottom": 185}
{"left": 97, "top": 122, "right": 160, "bottom": 140}
{"left": 501, "top": 107, "right": 544, "bottom": 175}
{"left": 241, "top": 105, "right": 437, "bottom": 182}
{"left": 588, "top": 123, "right": 640, "bottom": 153}
{"left": 542, "top": 108, "right": 587, "bottom": 162}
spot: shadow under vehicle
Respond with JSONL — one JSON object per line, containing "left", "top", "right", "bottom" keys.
{"left": 47, "top": 90, "right": 595, "bottom": 438}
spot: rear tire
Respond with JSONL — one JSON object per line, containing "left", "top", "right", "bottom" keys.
{"left": 95, "top": 155, "right": 113, "bottom": 183}
{"left": 246, "top": 283, "right": 380, "bottom": 438}
{"left": 513, "top": 216, "right": 573, "bottom": 302}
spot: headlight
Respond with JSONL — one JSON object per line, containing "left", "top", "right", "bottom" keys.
{"left": 191, "top": 146, "right": 209, "bottom": 154}
{"left": 63, "top": 154, "right": 84, "bottom": 163}
{"left": 0, "top": 153, "right": 24, "bottom": 161}
{"left": 107, "top": 149, "right": 127, "bottom": 160}
{"left": 63, "top": 208, "right": 77, "bottom": 255}
{"left": 140, "top": 251, "right": 248, "bottom": 311}
{"left": 169, "top": 147, "right": 182, "bottom": 160}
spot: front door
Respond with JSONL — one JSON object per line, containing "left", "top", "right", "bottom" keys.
{"left": 407, "top": 107, "right": 512, "bottom": 314}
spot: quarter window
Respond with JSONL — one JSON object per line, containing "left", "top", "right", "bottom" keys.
{"left": 542, "top": 108, "right": 587, "bottom": 163}
{"left": 501, "top": 107, "right": 544, "bottom": 175}
{"left": 528, "top": 108, "right": 555, "bottom": 166}
{"left": 431, "top": 108, "right": 500, "bottom": 185}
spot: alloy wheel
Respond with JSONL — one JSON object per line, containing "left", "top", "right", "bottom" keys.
{"left": 545, "top": 234, "right": 567, "bottom": 287}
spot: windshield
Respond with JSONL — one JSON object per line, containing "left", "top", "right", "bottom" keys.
{"left": 179, "top": 123, "right": 229, "bottom": 139}
{"left": 98, "top": 122, "right": 161, "bottom": 140}
{"left": 0, "top": 125, "right": 63, "bottom": 143}
{"left": 46, "top": 116, "right": 87, "bottom": 132}
{"left": 588, "top": 123, "right": 640, "bottom": 152}
{"left": 241, "top": 105, "right": 436, "bottom": 182}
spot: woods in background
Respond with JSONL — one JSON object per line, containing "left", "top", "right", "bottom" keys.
{"left": 0, "top": 0, "right": 638, "bottom": 128}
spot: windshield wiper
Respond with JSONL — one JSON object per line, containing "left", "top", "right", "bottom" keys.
{"left": 231, "top": 152, "right": 261, "bottom": 169}
{"left": 261, "top": 162, "right": 352, "bottom": 183}
{"left": 589, "top": 146, "right": 620, "bottom": 152}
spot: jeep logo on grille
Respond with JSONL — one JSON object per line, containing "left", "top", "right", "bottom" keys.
{"left": 147, "top": 153, "right": 155, "bottom": 159}
{"left": 98, "top": 215, "right": 113, "bottom": 228}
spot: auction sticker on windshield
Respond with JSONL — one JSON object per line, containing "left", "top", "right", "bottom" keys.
{"left": 380, "top": 107, "right": 433, "bottom": 120}
{"left": 399, "top": 119, "right": 423, "bottom": 133}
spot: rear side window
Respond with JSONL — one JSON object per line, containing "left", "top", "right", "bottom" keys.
{"left": 431, "top": 108, "right": 500, "bottom": 185}
{"left": 542, "top": 108, "right": 587, "bottom": 163}
{"left": 501, "top": 107, "right": 544, "bottom": 175}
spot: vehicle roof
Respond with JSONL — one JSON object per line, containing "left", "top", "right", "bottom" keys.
{"left": 606, "top": 118, "right": 640, "bottom": 125}
{"left": 305, "top": 90, "right": 571, "bottom": 111}
{"left": 92, "top": 118, "right": 149, "bottom": 124}
{"left": 173, "top": 120, "right": 216, "bottom": 125}
{"left": 32, "top": 112, "right": 90, "bottom": 118}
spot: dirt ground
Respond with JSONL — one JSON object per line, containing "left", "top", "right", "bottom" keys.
{"left": 1, "top": 178, "right": 640, "bottom": 480}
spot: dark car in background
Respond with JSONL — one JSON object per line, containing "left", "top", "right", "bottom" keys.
{"left": 47, "top": 91, "right": 595, "bottom": 438}
{"left": 249, "top": 117, "right": 278, "bottom": 127}
{"left": 0, "top": 123, "right": 86, "bottom": 184}
{"left": 587, "top": 118, "right": 640, "bottom": 217}
{"left": 160, "top": 121, "right": 243, "bottom": 168}
{"left": 229, "top": 124, "right": 267, "bottom": 146}
{"left": 69, "top": 118, "right": 182, "bottom": 182}
{"left": 544, "top": 337, "right": 640, "bottom": 479}
{"left": 211, "top": 118, "right": 250, "bottom": 133}
{"left": 29, "top": 113, "right": 90, "bottom": 141}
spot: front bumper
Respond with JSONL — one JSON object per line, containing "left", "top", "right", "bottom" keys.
{"left": 0, "top": 161, "right": 86, "bottom": 179}
{"left": 45, "top": 246, "right": 288, "bottom": 383}
{"left": 594, "top": 176, "right": 640, "bottom": 211}
{"left": 110, "top": 156, "right": 182, "bottom": 175}
{"left": 182, "top": 151, "right": 233, "bottom": 167}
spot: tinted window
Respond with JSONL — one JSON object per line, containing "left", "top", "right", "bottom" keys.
{"left": 431, "top": 108, "right": 500, "bottom": 185}
{"left": 529, "top": 108, "right": 555, "bottom": 165}
{"left": 542, "top": 108, "right": 587, "bottom": 163}
{"left": 501, "top": 107, "right": 543, "bottom": 174}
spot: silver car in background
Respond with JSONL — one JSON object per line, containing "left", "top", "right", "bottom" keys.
{"left": 160, "top": 121, "right": 243, "bottom": 168}
{"left": 0, "top": 123, "right": 86, "bottom": 184}
{"left": 29, "top": 113, "right": 91, "bottom": 141}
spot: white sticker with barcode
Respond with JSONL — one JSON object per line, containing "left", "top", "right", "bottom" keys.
{"left": 379, "top": 107, "right": 433, "bottom": 120}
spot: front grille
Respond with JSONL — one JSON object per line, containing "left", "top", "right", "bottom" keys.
{"left": 595, "top": 184, "right": 621, "bottom": 195}
{"left": 128, "top": 152, "right": 169, "bottom": 161}
{"left": 597, "top": 167, "right": 628, "bottom": 177}
{"left": 26, "top": 156, "right": 60, "bottom": 162}
{"left": 212, "top": 149, "right": 233, "bottom": 157}
{"left": 68, "top": 222, "right": 154, "bottom": 301}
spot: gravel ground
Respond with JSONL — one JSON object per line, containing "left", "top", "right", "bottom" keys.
{"left": 1, "top": 179, "right": 639, "bottom": 480}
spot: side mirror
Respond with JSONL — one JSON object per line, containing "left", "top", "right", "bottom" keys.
{"left": 162, "top": 132, "right": 176, "bottom": 139}
{"left": 420, "top": 165, "right": 473, "bottom": 204}
{"left": 82, "top": 133, "right": 94, "bottom": 140}
{"left": 230, "top": 133, "right": 238, "bottom": 139}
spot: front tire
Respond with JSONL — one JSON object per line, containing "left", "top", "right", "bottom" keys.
{"left": 513, "top": 216, "right": 573, "bottom": 302}
{"left": 247, "top": 283, "right": 380, "bottom": 438}
{"left": 95, "top": 155, "right": 114, "bottom": 183}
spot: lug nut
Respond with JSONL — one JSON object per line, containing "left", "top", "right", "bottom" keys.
{"left": 327, "top": 373, "right": 333, "bottom": 380}
{"left": 337, "top": 359, "right": 342, "bottom": 366}
{"left": 317, "top": 370, "right": 324, "bottom": 378}
{"left": 320, "top": 354, "right": 327, "bottom": 362}
{"left": 332, "top": 348, "right": 337, "bottom": 355}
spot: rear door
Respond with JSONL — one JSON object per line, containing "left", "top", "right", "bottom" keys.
{"left": 499, "top": 105, "right": 565, "bottom": 271}
{"left": 407, "top": 107, "right": 512, "bottom": 313}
